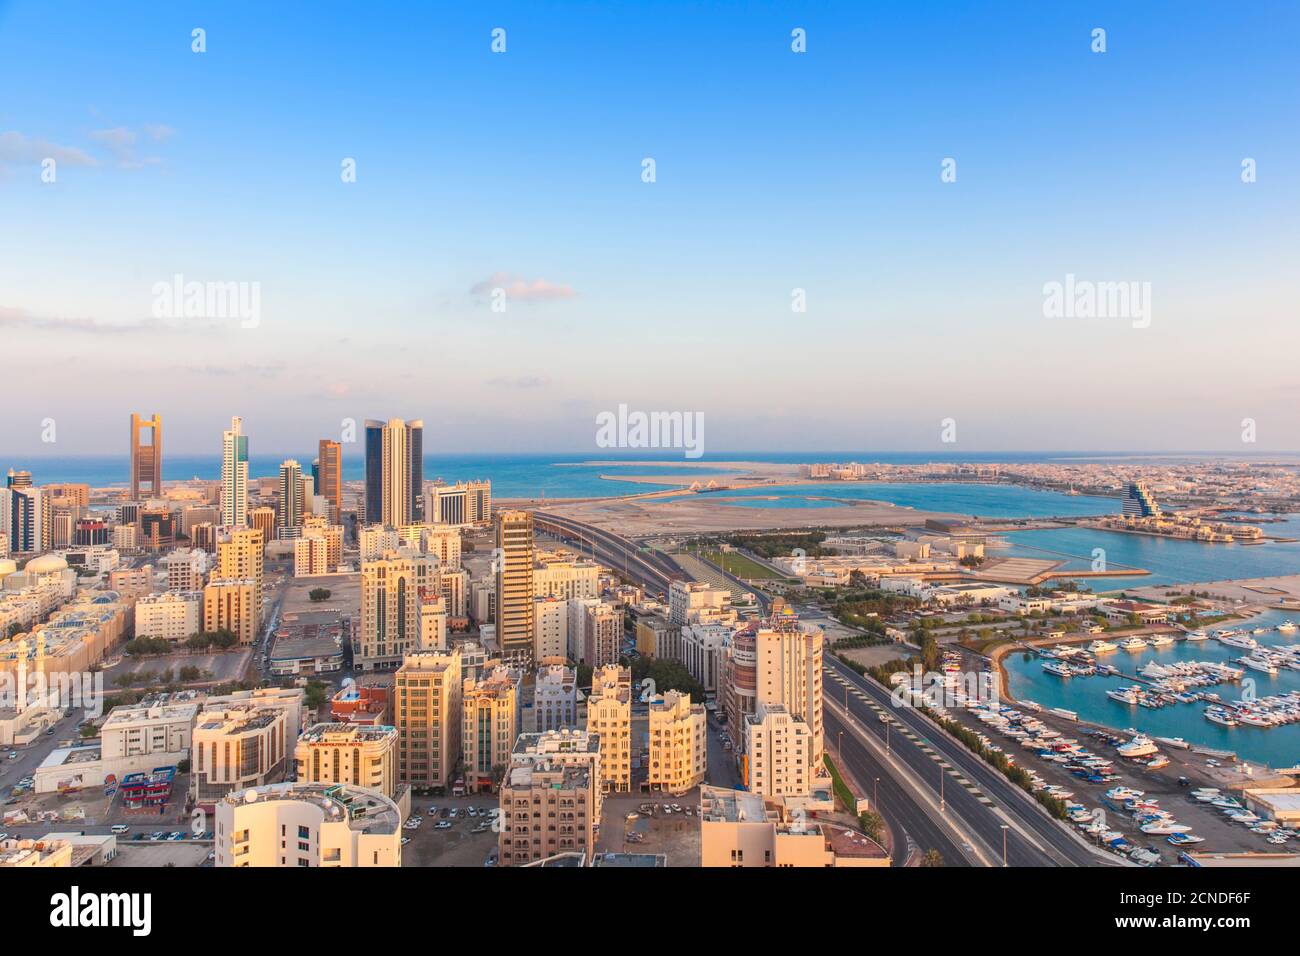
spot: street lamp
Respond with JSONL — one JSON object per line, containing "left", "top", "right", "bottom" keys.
{"left": 874, "top": 776, "right": 880, "bottom": 810}
{"left": 1001, "top": 824, "right": 1009, "bottom": 867}
{"left": 838, "top": 730, "right": 843, "bottom": 760}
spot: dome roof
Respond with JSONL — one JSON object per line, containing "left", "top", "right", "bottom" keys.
{"left": 25, "top": 554, "right": 69, "bottom": 574}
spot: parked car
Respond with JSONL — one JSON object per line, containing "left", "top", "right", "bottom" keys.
{"left": 110, "top": 824, "right": 130, "bottom": 834}
{"left": 436, "top": 820, "right": 452, "bottom": 830}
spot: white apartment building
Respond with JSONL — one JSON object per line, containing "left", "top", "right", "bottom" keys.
{"left": 669, "top": 580, "right": 734, "bottom": 628}
{"left": 681, "top": 622, "right": 730, "bottom": 695}
{"left": 533, "top": 595, "right": 567, "bottom": 661}
{"left": 215, "top": 781, "right": 402, "bottom": 867}
{"left": 534, "top": 551, "right": 601, "bottom": 601}
{"left": 134, "top": 590, "right": 201, "bottom": 642}
{"left": 533, "top": 663, "right": 579, "bottom": 732}
{"left": 164, "top": 548, "right": 209, "bottom": 591}
{"left": 744, "top": 704, "right": 814, "bottom": 798}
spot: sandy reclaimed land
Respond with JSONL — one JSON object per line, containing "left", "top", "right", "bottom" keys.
{"left": 1122, "top": 574, "right": 1300, "bottom": 610}
{"left": 531, "top": 493, "right": 965, "bottom": 536}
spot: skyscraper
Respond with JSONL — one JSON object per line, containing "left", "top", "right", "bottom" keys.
{"left": 364, "top": 419, "right": 423, "bottom": 527}
{"left": 317, "top": 439, "right": 342, "bottom": 523}
{"left": 277, "top": 459, "right": 304, "bottom": 534}
{"left": 220, "top": 416, "right": 249, "bottom": 528}
{"left": 495, "top": 509, "right": 536, "bottom": 664}
{"left": 129, "top": 413, "right": 163, "bottom": 500}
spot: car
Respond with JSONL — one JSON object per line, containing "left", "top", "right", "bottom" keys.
{"left": 132, "top": 833, "right": 148, "bottom": 841}
{"left": 0, "top": 832, "right": 8, "bottom": 841}
{"left": 206, "top": 851, "right": 216, "bottom": 861}
{"left": 45, "top": 728, "right": 55, "bottom": 735}
{"left": 448, "top": 808, "right": 459, "bottom": 818}
{"left": 110, "top": 824, "right": 130, "bottom": 834}
{"left": 149, "top": 831, "right": 166, "bottom": 841}
{"left": 426, "top": 806, "right": 439, "bottom": 816}
{"left": 436, "top": 820, "right": 452, "bottom": 830}
{"left": 467, "top": 806, "right": 478, "bottom": 817}
{"left": 400, "top": 837, "right": 411, "bottom": 846}
{"left": 6, "top": 752, "right": 17, "bottom": 760}
{"left": 167, "top": 832, "right": 185, "bottom": 841}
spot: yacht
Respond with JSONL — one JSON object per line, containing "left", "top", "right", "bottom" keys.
{"left": 1204, "top": 708, "right": 1238, "bottom": 727}
{"left": 1120, "top": 636, "right": 1148, "bottom": 652}
{"left": 1107, "top": 687, "right": 1140, "bottom": 705}
{"left": 1042, "top": 661, "right": 1073, "bottom": 678}
{"left": 1277, "top": 620, "right": 1298, "bottom": 634}
{"left": 1141, "top": 820, "right": 1193, "bottom": 835}
{"left": 1089, "top": 639, "right": 1118, "bottom": 654}
{"left": 1148, "top": 634, "right": 1175, "bottom": 647}
{"left": 1184, "top": 629, "right": 1209, "bottom": 642}
{"left": 1217, "top": 632, "right": 1259, "bottom": 650}
{"left": 1167, "top": 833, "right": 1205, "bottom": 846}
{"left": 1117, "top": 735, "right": 1159, "bottom": 758}
{"left": 1239, "top": 656, "right": 1279, "bottom": 676}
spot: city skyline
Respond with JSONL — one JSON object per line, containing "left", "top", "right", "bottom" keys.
{"left": 3, "top": 2, "right": 1298, "bottom": 455}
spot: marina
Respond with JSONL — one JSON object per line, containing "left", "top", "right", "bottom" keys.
{"left": 1004, "top": 609, "right": 1300, "bottom": 768}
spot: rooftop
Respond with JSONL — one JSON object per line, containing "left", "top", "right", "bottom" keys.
{"left": 223, "top": 782, "right": 401, "bottom": 835}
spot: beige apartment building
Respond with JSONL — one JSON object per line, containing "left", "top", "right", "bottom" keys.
{"left": 395, "top": 650, "right": 462, "bottom": 791}
{"left": 755, "top": 619, "right": 824, "bottom": 763}
{"left": 647, "top": 690, "right": 707, "bottom": 795}
{"left": 358, "top": 548, "right": 440, "bottom": 670}
{"left": 215, "top": 781, "right": 402, "bottom": 867}
{"left": 192, "top": 705, "right": 291, "bottom": 805}
{"left": 586, "top": 664, "right": 632, "bottom": 793}
{"left": 462, "top": 664, "right": 519, "bottom": 791}
{"left": 498, "top": 754, "right": 595, "bottom": 867}
{"left": 699, "top": 786, "right": 888, "bottom": 868}
{"left": 135, "top": 590, "right": 201, "bottom": 642}
{"left": 202, "top": 578, "right": 259, "bottom": 644}
{"left": 294, "top": 723, "right": 398, "bottom": 797}
{"left": 215, "top": 526, "right": 264, "bottom": 624}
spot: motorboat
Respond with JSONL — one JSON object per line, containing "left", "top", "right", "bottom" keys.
{"left": 1217, "top": 632, "right": 1258, "bottom": 650}
{"left": 1089, "top": 639, "right": 1118, "bottom": 654}
{"left": 1184, "top": 630, "right": 1209, "bottom": 642}
{"left": 1042, "top": 661, "right": 1073, "bottom": 678}
{"left": 1118, "top": 735, "right": 1160, "bottom": 759}
{"left": 1148, "top": 634, "right": 1175, "bottom": 647}
{"left": 1120, "top": 636, "right": 1148, "bottom": 651}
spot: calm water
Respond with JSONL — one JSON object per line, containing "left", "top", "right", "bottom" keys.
{"left": 1000, "top": 525, "right": 1300, "bottom": 592}
{"left": 1004, "top": 609, "right": 1300, "bottom": 768}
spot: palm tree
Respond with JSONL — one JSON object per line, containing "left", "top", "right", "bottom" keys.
{"left": 920, "top": 849, "right": 945, "bottom": 867}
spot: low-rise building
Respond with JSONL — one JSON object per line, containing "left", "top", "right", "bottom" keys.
{"left": 215, "top": 781, "right": 402, "bottom": 867}
{"left": 294, "top": 722, "right": 398, "bottom": 797}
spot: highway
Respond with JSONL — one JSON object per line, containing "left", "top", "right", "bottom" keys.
{"left": 825, "top": 656, "right": 1118, "bottom": 867}
{"left": 533, "top": 511, "right": 686, "bottom": 596}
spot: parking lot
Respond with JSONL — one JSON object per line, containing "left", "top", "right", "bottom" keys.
{"left": 399, "top": 794, "right": 500, "bottom": 867}
{"left": 596, "top": 792, "right": 700, "bottom": 866}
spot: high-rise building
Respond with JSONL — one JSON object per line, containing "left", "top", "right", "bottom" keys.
{"left": 754, "top": 617, "right": 824, "bottom": 764}
{"left": 216, "top": 527, "right": 264, "bottom": 591}
{"left": 278, "top": 459, "right": 304, "bottom": 534}
{"left": 394, "top": 649, "right": 462, "bottom": 791}
{"left": 586, "top": 664, "right": 632, "bottom": 794}
{"left": 317, "top": 439, "right": 342, "bottom": 523}
{"left": 129, "top": 413, "right": 163, "bottom": 500}
{"left": 364, "top": 418, "right": 423, "bottom": 527}
{"left": 1123, "top": 480, "right": 1162, "bottom": 518}
{"left": 495, "top": 510, "right": 535, "bottom": 664}
{"left": 220, "top": 416, "right": 249, "bottom": 528}
{"left": 4, "top": 483, "right": 46, "bottom": 554}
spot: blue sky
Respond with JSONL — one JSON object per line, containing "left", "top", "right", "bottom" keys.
{"left": 1, "top": 1, "right": 1297, "bottom": 455}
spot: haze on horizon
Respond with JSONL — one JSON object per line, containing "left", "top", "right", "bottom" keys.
{"left": 2, "top": 2, "right": 1297, "bottom": 458}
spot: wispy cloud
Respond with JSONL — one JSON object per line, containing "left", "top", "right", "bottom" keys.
{"left": 470, "top": 272, "right": 576, "bottom": 302}
{"left": 0, "top": 131, "right": 97, "bottom": 171}
{"left": 89, "top": 124, "right": 168, "bottom": 168}
{"left": 0, "top": 306, "right": 221, "bottom": 335}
